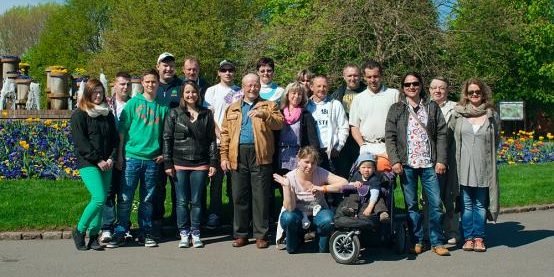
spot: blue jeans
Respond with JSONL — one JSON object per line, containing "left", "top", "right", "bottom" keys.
{"left": 175, "top": 169, "right": 208, "bottom": 233}
{"left": 115, "top": 158, "right": 160, "bottom": 236}
{"left": 400, "top": 165, "right": 445, "bottom": 246}
{"left": 460, "top": 185, "right": 487, "bottom": 240}
{"left": 279, "top": 209, "right": 334, "bottom": 253}
{"left": 101, "top": 166, "right": 124, "bottom": 231}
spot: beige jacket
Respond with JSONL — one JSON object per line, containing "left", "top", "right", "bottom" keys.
{"left": 220, "top": 98, "right": 283, "bottom": 170}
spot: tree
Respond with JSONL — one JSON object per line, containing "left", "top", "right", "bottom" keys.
{"left": 24, "top": 0, "right": 114, "bottom": 105}
{"left": 91, "top": 0, "right": 263, "bottom": 82}
{"left": 240, "top": 0, "right": 442, "bottom": 88}
{"left": 0, "top": 4, "right": 60, "bottom": 56}
{"left": 444, "top": 0, "right": 553, "bottom": 106}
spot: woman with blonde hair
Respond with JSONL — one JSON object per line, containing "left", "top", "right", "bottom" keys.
{"left": 451, "top": 78, "right": 499, "bottom": 252}
{"left": 273, "top": 146, "right": 348, "bottom": 253}
{"left": 70, "top": 78, "right": 118, "bottom": 250}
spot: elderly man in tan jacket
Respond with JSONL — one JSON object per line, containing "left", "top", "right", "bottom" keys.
{"left": 220, "top": 73, "right": 283, "bottom": 249}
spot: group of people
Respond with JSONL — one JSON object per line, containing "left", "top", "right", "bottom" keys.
{"left": 70, "top": 53, "right": 499, "bottom": 256}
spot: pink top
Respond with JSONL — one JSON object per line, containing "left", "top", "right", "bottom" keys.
{"left": 285, "top": 167, "right": 331, "bottom": 215}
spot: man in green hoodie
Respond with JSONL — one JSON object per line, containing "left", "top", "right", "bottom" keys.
{"left": 108, "top": 69, "right": 169, "bottom": 249}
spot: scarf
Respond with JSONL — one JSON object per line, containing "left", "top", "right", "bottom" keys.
{"left": 86, "top": 102, "right": 110, "bottom": 118}
{"left": 454, "top": 103, "right": 487, "bottom": 118}
{"left": 284, "top": 106, "right": 302, "bottom": 125}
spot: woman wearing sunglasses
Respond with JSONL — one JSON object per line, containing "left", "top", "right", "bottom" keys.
{"left": 385, "top": 72, "right": 450, "bottom": 256}
{"left": 450, "top": 78, "right": 499, "bottom": 252}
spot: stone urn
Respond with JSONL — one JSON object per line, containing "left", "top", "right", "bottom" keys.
{"left": 15, "top": 77, "right": 32, "bottom": 110}
{"left": 1, "top": 56, "right": 20, "bottom": 78}
{"left": 49, "top": 71, "right": 69, "bottom": 110}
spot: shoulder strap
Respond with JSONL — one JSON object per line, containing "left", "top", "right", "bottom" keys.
{"left": 407, "top": 104, "right": 429, "bottom": 135}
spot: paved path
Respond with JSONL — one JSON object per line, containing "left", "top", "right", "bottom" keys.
{"left": 1, "top": 210, "right": 553, "bottom": 277}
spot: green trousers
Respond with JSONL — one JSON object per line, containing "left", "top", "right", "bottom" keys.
{"left": 77, "top": 166, "right": 112, "bottom": 234}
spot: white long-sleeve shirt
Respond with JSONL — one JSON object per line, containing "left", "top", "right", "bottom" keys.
{"left": 307, "top": 97, "right": 349, "bottom": 155}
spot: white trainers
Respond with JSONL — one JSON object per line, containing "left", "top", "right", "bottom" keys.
{"left": 179, "top": 231, "right": 190, "bottom": 248}
{"left": 144, "top": 235, "right": 158, "bottom": 247}
{"left": 100, "top": 230, "right": 112, "bottom": 243}
{"left": 192, "top": 234, "right": 203, "bottom": 248}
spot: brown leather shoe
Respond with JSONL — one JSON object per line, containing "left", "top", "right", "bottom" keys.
{"left": 255, "top": 238, "right": 269, "bottom": 249}
{"left": 232, "top": 237, "right": 248, "bottom": 247}
{"left": 432, "top": 246, "right": 451, "bottom": 256}
{"left": 473, "top": 238, "right": 486, "bottom": 252}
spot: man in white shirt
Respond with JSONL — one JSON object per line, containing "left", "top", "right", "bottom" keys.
{"left": 349, "top": 60, "right": 399, "bottom": 170}
{"left": 203, "top": 60, "right": 241, "bottom": 229}
{"left": 306, "top": 75, "right": 349, "bottom": 172}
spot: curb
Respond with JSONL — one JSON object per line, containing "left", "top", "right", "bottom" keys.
{"left": 1, "top": 204, "right": 553, "bottom": 241}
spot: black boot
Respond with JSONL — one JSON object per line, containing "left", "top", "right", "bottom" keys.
{"left": 72, "top": 228, "right": 87, "bottom": 251}
{"left": 87, "top": 234, "right": 104, "bottom": 251}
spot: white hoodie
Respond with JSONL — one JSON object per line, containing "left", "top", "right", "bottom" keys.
{"left": 307, "top": 96, "right": 349, "bottom": 158}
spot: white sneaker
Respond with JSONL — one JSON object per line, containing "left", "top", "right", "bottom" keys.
{"left": 179, "top": 232, "right": 190, "bottom": 248}
{"left": 100, "top": 230, "right": 112, "bottom": 243}
{"left": 192, "top": 234, "right": 203, "bottom": 248}
{"left": 144, "top": 235, "right": 158, "bottom": 247}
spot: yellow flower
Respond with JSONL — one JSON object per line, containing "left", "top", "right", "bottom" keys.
{"left": 65, "top": 167, "right": 71, "bottom": 175}
{"left": 44, "top": 119, "right": 52, "bottom": 126}
{"left": 519, "top": 138, "right": 526, "bottom": 142}
{"left": 1, "top": 111, "right": 8, "bottom": 117}
{"left": 52, "top": 123, "right": 59, "bottom": 130}
{"left": 507, "top": 138, "right": 514, "bottom": 144}
{"left": 508, "top": 161, "right": 515, "bottom": 165}
{"left": 25, "top": 117, "right": 33, "bottom": 122}
{"left": 539, "top": 136, "right": 544, "bottom": 141}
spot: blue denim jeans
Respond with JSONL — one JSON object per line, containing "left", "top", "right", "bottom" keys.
{"left": 175, "top": 169, "right": 208, "bottom": 233}
{"left": 279, "top": 209, "right": 334, "bottom": 253}
{"left": 460, "top": 185, "right": 487, "bottom": 240}
{"left": 101, "top": 166, "right": 124, "bottom": 231}
{"left": 115, "top": 158, "right": 160, "bottom": 236}
{"left": 400, "top": 165, "right": 445, "bottom": 246}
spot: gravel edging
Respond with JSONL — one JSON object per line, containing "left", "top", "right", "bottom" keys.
{"left": 1, "top": 204, "right": 553, "bottom": 240}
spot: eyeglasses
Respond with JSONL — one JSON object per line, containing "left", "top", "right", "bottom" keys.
{"left": 219, "top": 69, "right": 234, "bottom": 73}
{"left": 468, "top": 90, "right": 482, "bottom": 96}
{"left": 403, "top": 82, "right": 420, "bottom": 88}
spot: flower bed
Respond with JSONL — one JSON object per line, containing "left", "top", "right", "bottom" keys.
{"left": 0, "top": 118, "right": 78, "bottom": 179}
{"left": 1, "top": 119, "right": 553, "bottom": 179}
{"left": 498, "top": 130, "right": 554, "bottom": 164}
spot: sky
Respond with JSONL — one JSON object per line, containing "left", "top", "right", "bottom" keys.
{"left": 0, "top": 0, "right": 64, "bottom": 15}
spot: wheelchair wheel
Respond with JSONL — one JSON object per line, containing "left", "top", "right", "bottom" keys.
{"left": 329, "top": 231, "right": 360, "bottom": 264}
{"left": 393, "top": 221, "right": 408, "bottom": 254}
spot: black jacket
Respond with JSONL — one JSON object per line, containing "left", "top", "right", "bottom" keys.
{"left": 330, "top": 84, "right": 367, "bottom": 104}
{"left": 70, "top": 109, "right": 118, "bottom": 169}
{"left": 385, "top": 95, "right": 447, "bottom": 166}
{"left": 163, "top": 106, "right": 218, "bottom": 169}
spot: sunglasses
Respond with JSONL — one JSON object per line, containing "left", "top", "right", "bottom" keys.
{"left": 403, "top": 81, "right": 420, "bottom": 88}
{"left": 219, "top": 69, "right": 235, "bottom": 73}
{"left": 468, "top": 90, "right": 482, "bottom": 96}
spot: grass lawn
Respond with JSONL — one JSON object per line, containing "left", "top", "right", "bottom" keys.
{"left": 1, "top": 162, "right": 553, "bottom": 231}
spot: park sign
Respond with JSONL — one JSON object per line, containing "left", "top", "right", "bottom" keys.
{"left": 499, "top": 101, "right": 525, "bottom": 121}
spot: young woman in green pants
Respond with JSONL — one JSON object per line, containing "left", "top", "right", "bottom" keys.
{"left": 70, "top": 78, "right": 118, "bottom": 250}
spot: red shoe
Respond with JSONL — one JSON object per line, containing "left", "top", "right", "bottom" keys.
{"left": 462, "top": 239, "right": 474, "bottom": 251}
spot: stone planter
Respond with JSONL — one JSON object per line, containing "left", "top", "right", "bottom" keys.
{"left": 15, "top": 78, "right": 32, "bottom": 110}
{"left": 1, "top": 56, "right": 20, "bottom": 78}
{"left": 48, "top": 72, "right": 69, "bottom": 110}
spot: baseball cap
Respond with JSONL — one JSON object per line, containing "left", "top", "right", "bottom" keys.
{"left": 219, "top": 60, "right": 235, "bottom": 71}
{"left": 157, "top": 52, "right": 175, "bottom": 63}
